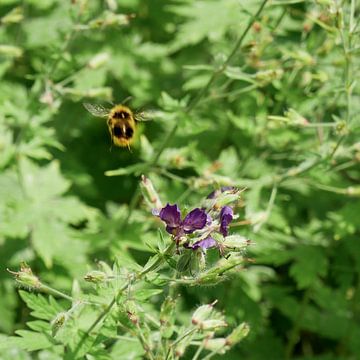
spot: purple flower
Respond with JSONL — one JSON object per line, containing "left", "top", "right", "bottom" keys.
{"left": 187, "top": 236, "right": 218, "bottom": 250}
{"left": 219, "top": 206, "right": 233, "bottom": 237}
{"left": 158, "top": 203, "right": 208, "bottom": 238}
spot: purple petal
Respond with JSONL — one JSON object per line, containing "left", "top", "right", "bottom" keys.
{"left": 219, "top": 206, "right": 233, "bottom": 237}
{"left": 151, "top": 208, "right": 160, "bottom": 216}
{"left": 182, "top": 208, "right": 207, "bottom": 233}
{"left": 191, "top": 237, "right": 218, "bottom": 250}
{"left": 159, "top": 203, "right": 181, "bottom": 228}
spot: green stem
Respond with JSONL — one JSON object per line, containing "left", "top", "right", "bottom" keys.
{"left": 39, "top": 284, "right": 74, "bottom": 302}
{"left": 165, "top": 327, "right": 197, "bottom": 360}
{"left": 72, "top": 242, "right": 175, "bottom": 358}
{"left": 136, "top": 323, "right": 155, "bottom": 360}
{"left": 192, "top": 342, "right": 205, "bottom": 360}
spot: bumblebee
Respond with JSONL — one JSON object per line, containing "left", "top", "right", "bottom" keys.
{"left": 83, "top": 102, "right": 151, "bottom": 149}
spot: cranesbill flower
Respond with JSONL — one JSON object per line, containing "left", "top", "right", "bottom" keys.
{"left": 219, "top": 206, "right": 233, "bottom": 237}
{"left": 158, "top": 203, "right": 208, "bottom": 240}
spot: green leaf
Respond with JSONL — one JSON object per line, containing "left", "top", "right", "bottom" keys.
{"left": 19, "top": 291, "right": 63, "bottom": 321}
{"left": 19, "top": 159, "right": 70, "bottom": 201}
{"left": 289, "top": 246, "right": 329, "bottom": 289}
{"left": 11, "top": 330, "right": 54, "bottom": 351}
{"left": 133, "top": 288, "right": 164, "bottom": 301}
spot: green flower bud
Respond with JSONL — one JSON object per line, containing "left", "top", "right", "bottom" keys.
{"left": 203, "top": 337, "right": 227, "bottom": 354}
{"left": 192, "top": 302, "right": 217, "bottom": 325}
{"left": 226, "top": 322, "right": 250, "bottom": 346}
{"left": 1, "top": 7, "right": 24, "bottom": 24}
{"left": 7, "top": 263, "right": 41, "bottom": 289}
{"left": 51, "top": 312, "right": 68, "bottom": 337}
{"left": 125, "top": 301, "right": 139, "bottom": 325}
{"left": 200, "top": 319, "right": 227, "bottom": 331}
{"left": 140, "top": 175, "right": 162, "bottom": 211}
{"left": 84, "top": 270, "right": 107, "bottom": 284}
{"left": 88, "top": 52, "right": 110, "bottom": 69}
{"left": 160, "top": 297, "right": 177, "bottom": 339}
{"left": 284, "top": 108, "right": 309, "bottom": 127}
{"left": 347, "top": 186, "right": 360, "bottom": 197}
{"left": 335, "top": 120, "right": 348, "bottom": 135}
{"left": 254, "top": 69, "right": 283, "bottom": 86}
{"left": 89, "top": 11, "right": 133, "bottom": 29}
{"left": 223, "top": 235, "right": 250, "bottom": 250}
{"left": 0, "top": 45, "right": 23, "bottom": 58}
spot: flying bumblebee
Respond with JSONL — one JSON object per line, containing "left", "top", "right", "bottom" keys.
{"left": 83, "top": 102, "right": 151, "bottom": 149}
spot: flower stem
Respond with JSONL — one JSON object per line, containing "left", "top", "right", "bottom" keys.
{"left": 39, "top": 284, "right": 74, "bottom": 302}
{"left": 165, "top": 327, "right": 197, "bottom": 360}
{"left": 72, "top": 241, "right": 175, "bottom": 358}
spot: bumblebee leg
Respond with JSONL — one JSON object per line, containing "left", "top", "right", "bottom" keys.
{"left": 107, "top": 119, "right": 113, "bottom": 151}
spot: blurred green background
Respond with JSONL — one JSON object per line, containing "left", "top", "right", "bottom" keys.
{"left": 1, "top": 0, "right": 360, "bottom": 359}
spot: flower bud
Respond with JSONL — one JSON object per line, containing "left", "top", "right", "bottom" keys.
{"left": 87, "top": 52, "right": 109, "bottom": 69}
{"left": 284, "top": 108, "right": 309, "bottom": 127}
{"left": 1, "top": 7, "right": 24, "bottom": 24}
{"left": 84, "top": 270, "right": 107, "bottom": 284}
{"left": 346, "top": 186, "right": 360, "bottom": 197}
{"left": 140, "top": 175, "right": 162, "bottom": 211}
{"left": 160, "top": 297, "right": 177, "bottom": 338}
{"left": 192, "top": 301, "right": 217, "bottom": 326}
{"left": 200, "top": 319, "right": 227, "bottom": 331}
{"left": 196, "top": 250, "right": 206, "bottom": 271}
{"left": 203, "top": 337, "right": 227, "bottom": 354}
{"left": 175, "top": 340, "right": 187, "bottom": 358}
{"left": 225, "top": 322, "right": 250, "bottom": 346}
{"left": 254, "top": 69, "right": 283, "bottom": 86}
{"left": 0, "top": 45, "right": 23, "bottom": 58}
{"left": 7, "top": 262, "right": 41, "bottom": 289}
{"left": 223, "top": 235, "right": 250, "bottom": 250}
{"left": 335, "top": 120, "right": 348, "bottom": 135}
{"left": 125, "top": 301, "right": 139, "bottom": 325}
{"left": 89, "top": 11, "right": 133, "bottom": 29}
{"left": 51, "top": 312, "right": 68, "bottom": 337}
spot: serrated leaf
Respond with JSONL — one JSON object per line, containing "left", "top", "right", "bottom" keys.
{"left": 133, "top": 288, "right": 164, "bottom": 301}
{"left": 19, "top": 158, "right": 70, "bottom": 201}
{"left": 19, "top": 291, "right": 63, "bottom": 321}
{"left": 11, "top": 330, "right": 54, "bottom": 351}
{"left": 290, "top": 246, "right": 329, "bottom": 289}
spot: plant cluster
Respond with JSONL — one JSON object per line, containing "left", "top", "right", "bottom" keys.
{"left": 0, "top": 0, "right": 359, "bottom": 359}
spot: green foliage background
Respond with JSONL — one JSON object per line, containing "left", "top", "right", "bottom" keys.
{"left": 0, "top": 0, "right": 360, "bottom": 359}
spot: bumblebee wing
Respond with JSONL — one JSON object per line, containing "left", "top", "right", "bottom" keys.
{"left": 134, "top": 110, "right": 154, "bottom": 122}
{"left": 83, "top": 103, "right": 110, "bottom": 118}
